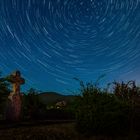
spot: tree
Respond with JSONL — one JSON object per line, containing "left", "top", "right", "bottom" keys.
{"left": 22, "top": 88, "right": 46, "bottom": 120}
{"left": 0, "top": 72, "right": 10, "bottom": 119}
{"left": 75, "top": 80, "right": 131, "bottom": 136}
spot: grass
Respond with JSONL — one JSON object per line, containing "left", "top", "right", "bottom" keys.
{"left": 0, "top": 123, "right": 78, "bottom": 140}
{"left": 0, "top": 122, "right": 140, "bottom": 140}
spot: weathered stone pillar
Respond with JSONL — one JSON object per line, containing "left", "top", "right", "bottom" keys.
{"left": 6, "top": 71, "right": 25, "bottom": 121}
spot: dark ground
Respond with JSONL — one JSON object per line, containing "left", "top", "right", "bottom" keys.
{"left": 0, "top": 121, "right": 78, "bottom": 140}
{"left": 0, "top": 120, "right": 140, "bottom": 140}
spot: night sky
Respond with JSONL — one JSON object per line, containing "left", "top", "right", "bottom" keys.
{"left": 0, "top": 0, "right": 140, "bottom": 94}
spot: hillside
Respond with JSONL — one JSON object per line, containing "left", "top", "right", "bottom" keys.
{"left": 38, "top": 92, "right": 75, "bottom": 105}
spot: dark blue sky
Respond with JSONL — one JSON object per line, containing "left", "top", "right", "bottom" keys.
{"left": 0, "top": 0, "right": 140, "bottom": 94}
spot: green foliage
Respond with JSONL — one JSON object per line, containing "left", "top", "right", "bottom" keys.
{"left": 113, "top": 80, "right": 140, "bottom": 99}
{"left": 22, "top": 88, "right": 46, "bottom": 120}
{"left": 0, "top": 72, "right": 10, "bottom": 118}
{"left": 0, "top": 75, "right": 10, "bottom": 102}
{"left": 74, "top": 80, "right": 140, "bottom": 136}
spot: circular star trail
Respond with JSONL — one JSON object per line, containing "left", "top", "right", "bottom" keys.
{"left": 0, "top": 0, "right": 140, "bottom": 94}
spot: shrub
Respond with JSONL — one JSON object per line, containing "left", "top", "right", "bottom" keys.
{"left": 75, "top": 80, "right": 133, "bottom": 136}
{"left": 22, "top": 88, "right": 46, "bottom": 120}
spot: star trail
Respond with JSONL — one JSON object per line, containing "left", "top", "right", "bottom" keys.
{"left": 0, "top": 0, "right": 140, "bottom": 94}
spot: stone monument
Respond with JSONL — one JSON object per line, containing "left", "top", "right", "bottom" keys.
{"left": 6, "top": 70, "right": 25, "bottom": 121}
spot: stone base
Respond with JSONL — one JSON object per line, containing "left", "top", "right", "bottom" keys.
{"left": 6, "top": 94, "right": 22, "bottom": 121}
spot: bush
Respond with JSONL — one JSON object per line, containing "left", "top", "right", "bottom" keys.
{"left": 0, "top": 73, "right": 10, "bottom": 119}
{"left": 22, "top": 88, "right": 46, "bottom": 120}
{"left": 74, "top": 80, "right": 135, "bottom": 136}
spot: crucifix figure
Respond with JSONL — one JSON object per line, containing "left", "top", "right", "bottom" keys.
{"left": 6, "top": 70, "right": 25, "bottom": 121}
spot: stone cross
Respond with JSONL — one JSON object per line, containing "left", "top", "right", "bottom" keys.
{"left": 9, "top": 71, "right": 25, "bottom": 95}
{"left": 6, "top": 70, "right": 25, "bottom": 121}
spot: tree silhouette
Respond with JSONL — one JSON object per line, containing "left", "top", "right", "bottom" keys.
{"left": 22, "top": 88, "right": 46, "bottom": 120}
{"left": 0, "top": 72, "right": 10, "bottom": 119}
